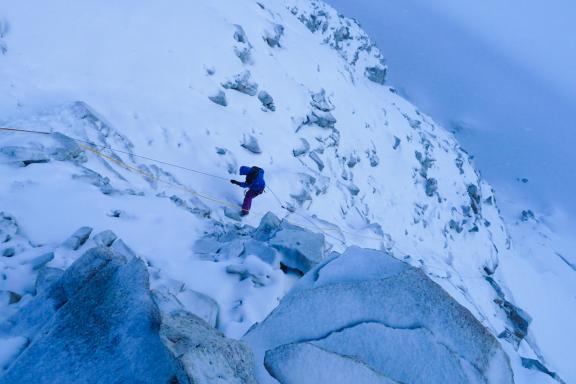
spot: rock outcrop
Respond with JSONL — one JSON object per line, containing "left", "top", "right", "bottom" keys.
{"left": 244, "top": 247, "right": 514, "bottom": 384}
{"left": 0, "top": 246, "right": 257, "bottom": 384}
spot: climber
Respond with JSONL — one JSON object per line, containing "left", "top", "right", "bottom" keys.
{"left": 230, "top": 166, "right": 266, "bottom": 216}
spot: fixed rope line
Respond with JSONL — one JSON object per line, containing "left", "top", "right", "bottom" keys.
{"left": 0, "top": 126, "right": 389, "bottom": 242}
{"left": 80, "top": 144, "right": 245, "bottom": 211}
{"left": 1, "top": 127, "right": 488, "bottom": 279}
{"left": 0, "top": 127, "right": 468, "bottom": 246}
{"left": 0, "top": 127, "right": 51, "bottom": 135}
{"left": 79, "top": 147, "right": 489, "bottom": 279}
{"left": 0, "top": 127, "right": 229, "bottom": 181}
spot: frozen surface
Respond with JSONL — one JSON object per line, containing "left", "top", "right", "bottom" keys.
{"left": 245, "top": 247, "right": 513, "bottom": 384}
{"left": 0, "top": 0, "right": 570, "bottom": 381}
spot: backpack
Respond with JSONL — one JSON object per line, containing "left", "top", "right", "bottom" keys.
{"left": 246, "top": 166, "right": 261, "bottom": 185}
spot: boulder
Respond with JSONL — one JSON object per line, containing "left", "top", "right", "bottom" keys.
{"left": 252, "top": 212, "right": 281, "bottom": 242}
{"left": 0, "top": 246, "right": 258, "bottom": 384}
{"left": 61, "top": 226, "right": 92, "bottom": 250}
{"left": 268, "top": 225, "right": 324, "bottom": 274}
{"left": 292, "top": 138, "right": 310, "bottom": 157}
{"left": 308, "top": 151, "right": 324, "bottom": 171}
{"left": 160, "top": 311, "right": 257, "bottom": 384}
{"left": 222, "top": 71, "right": 258, "bottom": 96}
{"left": 365, "top": 65, "right": 387, "bottom": 85}
{"left": 258, "top": 91, "right": 275, "bottom": 112}
{"left": 263, "top": 24, "right": 284, "bottom": 48}
{"left": 310, "top": 89, "right": 334, "bottom": 112}
{"left": 241, "top": 134, "right": 262, "bottom": 154}
{"left": 265, "top": 343, "right": 397, "bottom": 384}
{"left": 243, "top": 240, "right": 277, "bottom": 265}
{"left": 244, "top": 247, "right": 514, "bottom": 384}
{"left": 176, "top": 289, "right": 219, "bottom": 328}
{"left": 208, "top": 90, "right": 228, "bottom": 107}
{"left": 92, "top": 230, "right": 117, "bottom": 247}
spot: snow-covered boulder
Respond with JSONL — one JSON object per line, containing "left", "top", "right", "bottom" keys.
{"left": 268, "top": 223, "right": 325, "bottom": 274}
{"left": 61, "top": 226, "right": 92, "bottom": 250}
{"left": 0, "top": 246, "right": 257, "bottom": 384}
{"left": 244, "top": 247, "right": 513, "bottom": 384}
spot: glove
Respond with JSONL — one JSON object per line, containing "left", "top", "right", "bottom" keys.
{"left": 230, "top": 179, "right": 239, "bottom": 185}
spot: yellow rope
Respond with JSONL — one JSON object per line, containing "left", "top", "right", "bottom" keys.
{"left": 2, "top": 127, "right": 488, "bottom": 278}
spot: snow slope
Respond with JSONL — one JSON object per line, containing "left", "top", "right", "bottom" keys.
{"left": 0, "top": 0, "right": 568, "bottom": 382}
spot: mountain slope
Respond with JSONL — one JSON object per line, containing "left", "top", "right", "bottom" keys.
{"left": 0, "top": 0, "right": 563, "bottom": 382}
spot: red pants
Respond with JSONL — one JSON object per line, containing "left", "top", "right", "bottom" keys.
{"left": 242, "top": 189, "right": 263, "bottom": 214}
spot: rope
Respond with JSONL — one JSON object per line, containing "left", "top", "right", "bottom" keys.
{"left": 0, "top": 126, "right": 492, "bottom": 279}
{"left": 0, "top": 127, "right": 51, "bottom": 135}
{"left": 0, "top": 127, "right": 229, "bottom": 181}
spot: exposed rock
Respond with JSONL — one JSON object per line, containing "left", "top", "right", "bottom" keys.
{"left": 72, "top": 168, "right": 116, "bottom": 195}
{"left": 521, "top": 209, "right": 535, "bottom": 222}
{"left": 160, "top": 311, "right": 257, "bottom": 384}
{"left": 253, "top": 212, "right": 282, "bottom": 242}
{"left": 1, "top": 245, "right": 258, "bottom": 384}
{"left": 365, "top": 65, "right": 387, "bottom": 85}
{"left": 243, "top": 239, "right": 278, "bottom": 265}
{"left": 62, "top": 226, "right": 92, "bottom": 250}
{"left": 268, "top": 225, "right": 325, "bottom": 274}
{"left": 392, "top": 136, "right": 401, "bottom": 150}
{"left": 0, "top": 146, "right": 49, "bottom": 167}
{"left": 308, "top": 151, "right": 324, "bottom": 171}
{"left": 27, "top": 252, "right": 54, "bottom": 271}
{"left": 307, "top": 110, "right": 337, "bottom": 129}
{"left": 425, "top": 178, "right": 438, "bottom": 197}
{"left": 233, "top": 25, "right": 250, "bottom": 45}
{"left": 235, "top": 47, "right": 253, "bottom": 65}
{"left": 233, "top": 25, "right": 253, "bottom": 65}
{"left": 34, "top": 267, "right": 63, "bottom": 293}
{"left": 170, "top": 194, "right": 211, "bottom": 218}
{"left": 241, "top": 134, "right": 262, "bottom": 154}
{"left": 208, "top": 90, "right": 228, "bottom": 106}
{"left": 310, "top": 89, "right": 334, "bottom": 112}
{"left": 346, "top": 183, "right": 360, "bottom": 196}
{"left": 0, "top": 247, "right": 190, "bottom": 384}
{"left": 92, "top": 230, "right": 117, "bottom": 247}
{"left": 366, "top": 147, "right": 379, "bottom": 167}
{"left": 292, "top": 138, "right": 310, "bottom": 157}
{"left": 467, "top": 184, "right": 481, "bottom": 214}
{"left": 176, "top": 289, "right": 219, "bottom": 328}
{"left": 244, "top": 247, "right": 514, "bottom": 384}
{"left": 222, "top": 71, "right": 258, "bottom": 96}
{"left": 263, "top": 24, "right": 284, "bottom": 48}
{"left": 265, "top": 342, "right": 396, "bottom": 384}
{"left": 49, "top": 132, "right": 87, "bottom": 163}
{"left": 0, "top": 213, "right": 18, "bottom": 244}
{"left": 258, "top": 91, "right": 276, "bottom": 111}
{"left": 521, "top": 358, "right": 565, "bottom": 383}
{"left": 495, "top": 297, "right": 532, "bottom": 343}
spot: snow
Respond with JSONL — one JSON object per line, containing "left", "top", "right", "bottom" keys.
{"left": 245, "top": 246, "right": 513, "bottom": 383}
{"left": 264, "top": 342, "right": 397, "bottom": 384}
{"left": 0, "top": 0, "right": 570, "bottom": 381}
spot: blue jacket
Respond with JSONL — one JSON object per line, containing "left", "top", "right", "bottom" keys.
{"left": 239, "top": 166, "right": 265, "bottom": 192}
